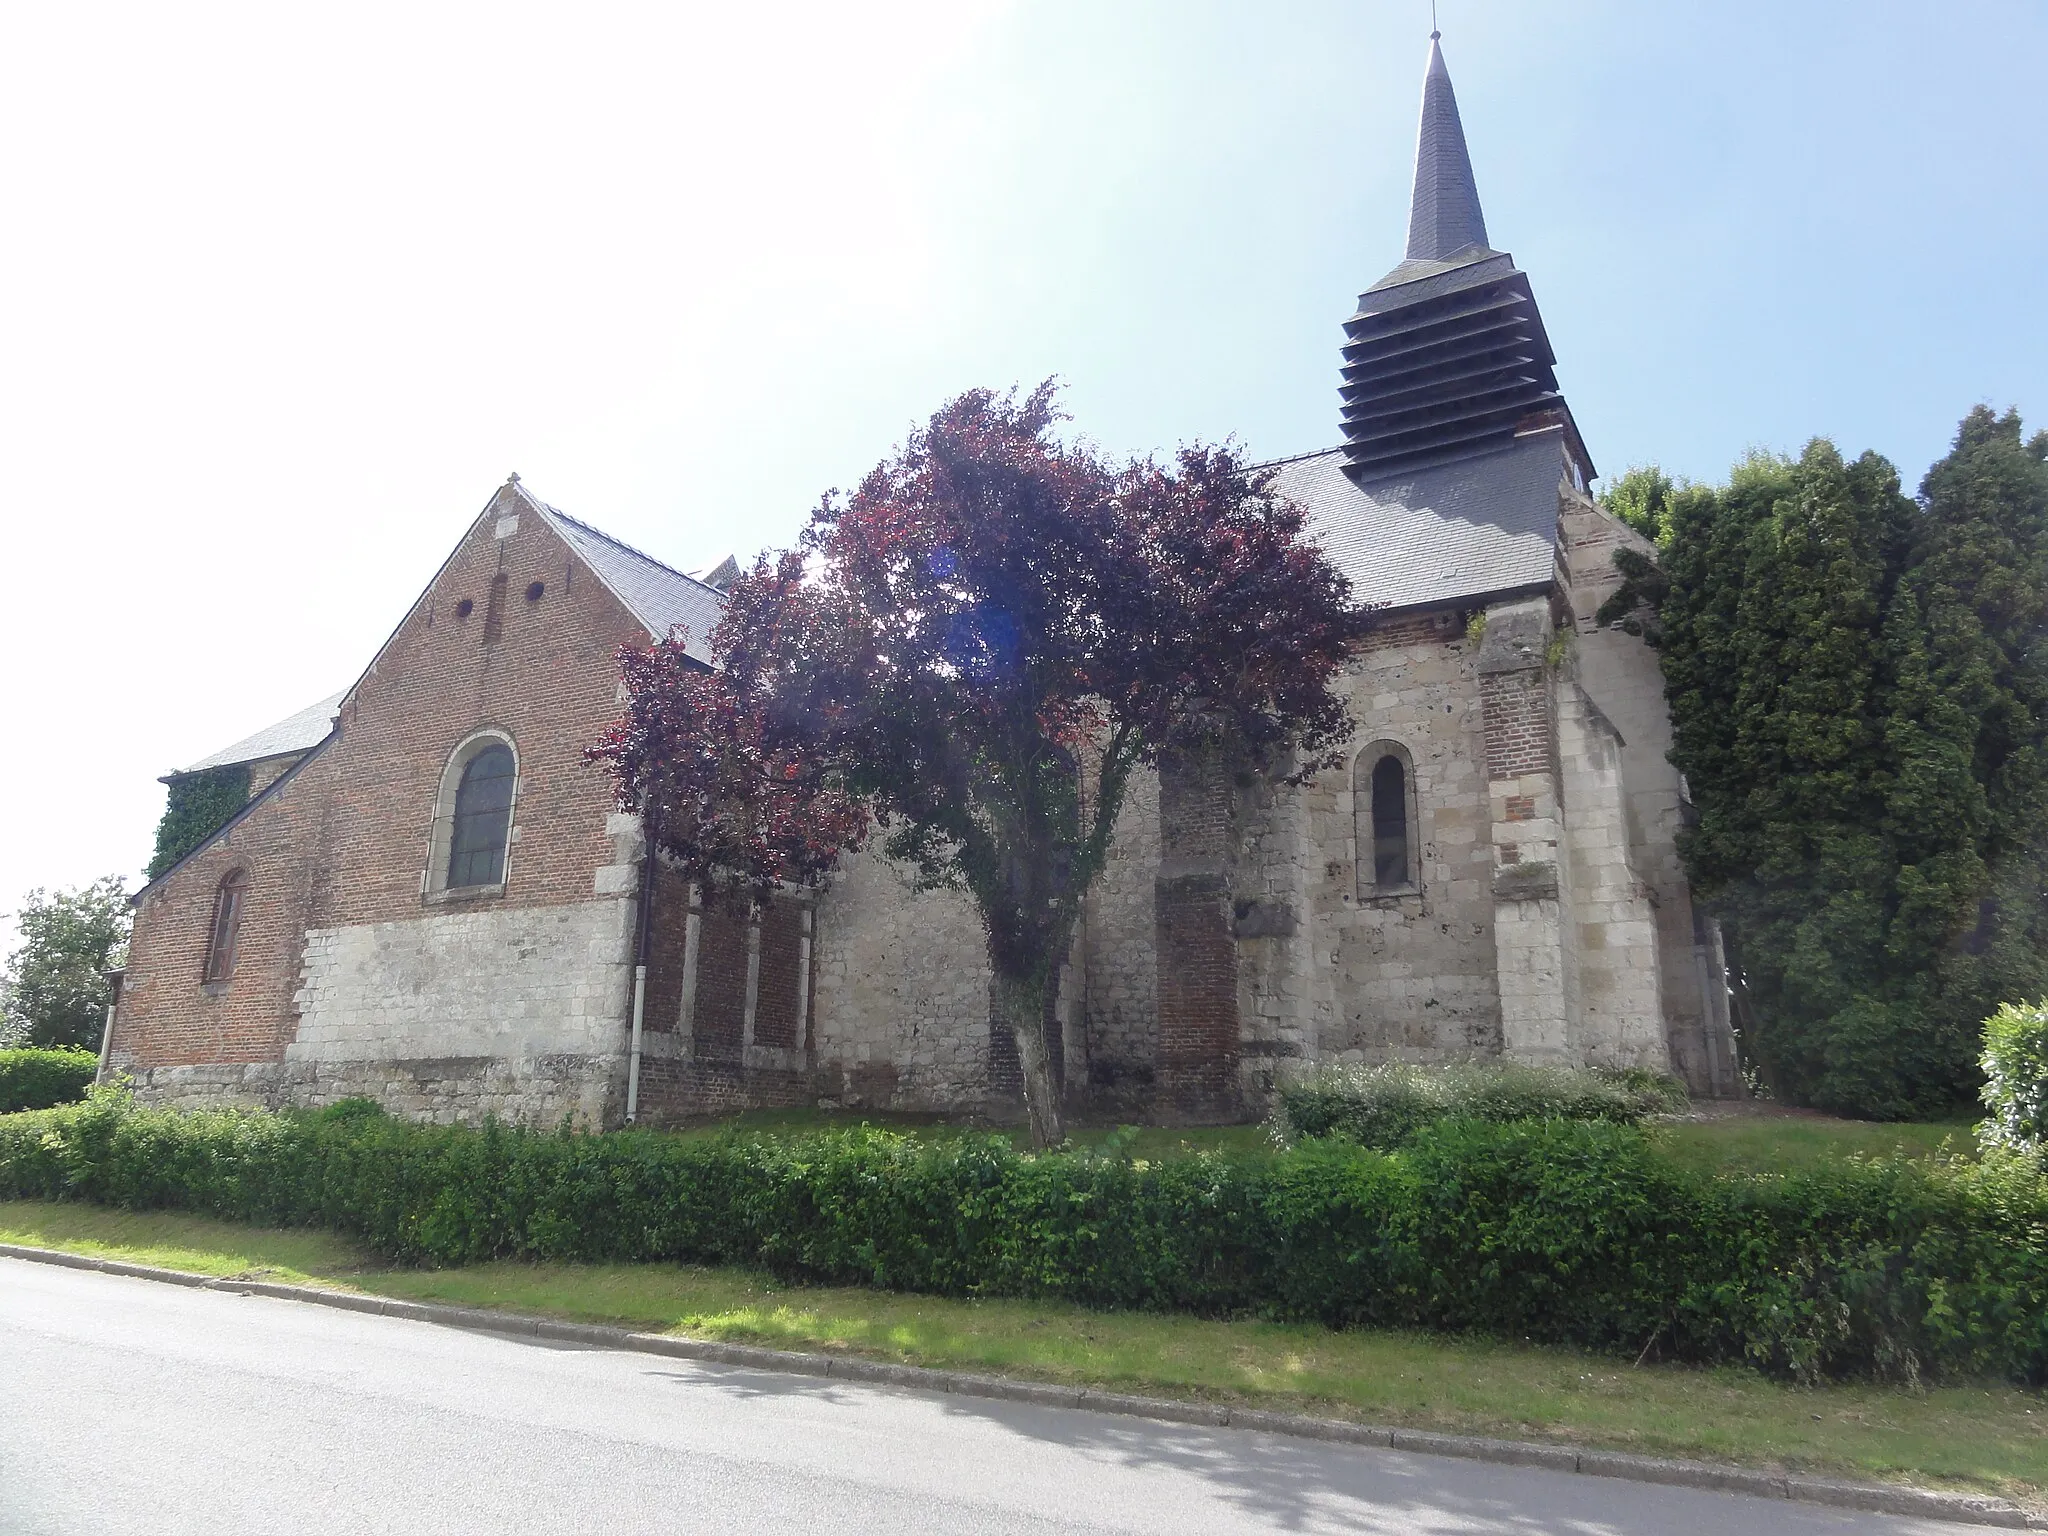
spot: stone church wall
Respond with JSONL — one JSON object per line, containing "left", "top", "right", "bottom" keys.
{"left": 1307, "top": 610, "right": 1503, "bottom": 1067}
{"left": 809, "top": 848, "right": 992, "bottom": 1112}
{"left": 287, "top": 897, "right": 632, "bottom": 1071}
{"left": 1554, "top": 677, "right": 1668, "bottom": 1068}
{"left": 1558, "top": 492, "right": 1741, "bottom": 1095}
{"left": 793, "top": 587, "right": 1716, "bottom": 1126}
{"left": 1074, "top": 765, "right": 1160, "bottom": 1108}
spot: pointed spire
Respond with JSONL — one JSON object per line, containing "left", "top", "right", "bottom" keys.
{"left": 1405, "top": 32, "right": 1490, "bottom": 262}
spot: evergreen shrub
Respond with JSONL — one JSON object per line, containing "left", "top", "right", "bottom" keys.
{"left": 1981, "top": 999, "right": 2048, "bottom": 1153}
{"left": 0, "top": 1048, "right": 98, "bottom": 1112}
{"left": 4, "top": 1090, "right": 2043, "bottom": 1386}
{"left": 1273, "top": 1060, "right": 1687, "bottom": 1150}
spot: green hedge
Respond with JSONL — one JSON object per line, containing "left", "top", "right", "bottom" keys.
{"left": 1275, "top": 1061, "right": 1688, "bottom": 1149}
{"left": 3, "top": 1092, "right": 2044, "bottom": 1386}
{"left": 0, "top": 1048, "right": 99, "bottom": 1113}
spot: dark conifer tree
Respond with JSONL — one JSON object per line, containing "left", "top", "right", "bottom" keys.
{"left": 1888, "top": 407, "right": 2048, "bottom": 1084}
{"left": 1618, "top": 412, "right": 2048, "bottom": 1118}
{"left": 1662, "top": 444, "right": 1919, "bottom": 1112}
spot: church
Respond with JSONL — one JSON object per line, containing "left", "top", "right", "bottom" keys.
{"left": 104, "top": 35, "right": 1743, "bottom": 1126}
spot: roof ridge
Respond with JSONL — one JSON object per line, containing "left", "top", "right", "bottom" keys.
{"left": 1253, "top": 444, "right": 1347, "bottom": 472}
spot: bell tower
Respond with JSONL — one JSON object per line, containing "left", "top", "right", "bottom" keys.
{"left": 1339, "top": 33, "right": 1593, "bottom": 489}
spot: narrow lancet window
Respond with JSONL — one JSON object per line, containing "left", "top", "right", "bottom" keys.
{"left": 1371, "top": 754, "right": 1410, "bottom": 889}
{"left": 203, "top": 871, "right": 246, "bottom": 982}
{"left": 448, "top": 744, "right": 515, "bottom": 887}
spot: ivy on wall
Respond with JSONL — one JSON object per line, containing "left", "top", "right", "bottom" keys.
{"left": 147, "top": 764, "right": 251, "bottom": 879}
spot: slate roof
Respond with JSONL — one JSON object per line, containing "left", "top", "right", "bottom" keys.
{"left": 527, "top": 496, "right": 727, "bottom": 663}
{"left": 173, "top": 690, "right": 345, "bottom": 778}
{"left": 1404, "top": 34, "right": 1490, "bottom": 265}
{"left": 1266, "top": 427, "right": 1566, "bottom": 613}
{"left": 1364, "top": 247, "right": 1512, "bottom": 303}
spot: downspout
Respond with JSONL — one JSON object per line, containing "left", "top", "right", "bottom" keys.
{"left": 95, "top": 969, "right": 124, "bottom": 1086}
{"left": 625, "top": 803, "right": 657, "bottom": 1124}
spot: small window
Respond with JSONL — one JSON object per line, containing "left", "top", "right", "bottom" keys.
{"left": 203, "top": 871, "right": 247, "bottom": 983}
{"left": 1371, "top": 755, "right": 1410, "bottom": 887}
{"left": 447, "top": 744, "right": 515, "bottom": 888}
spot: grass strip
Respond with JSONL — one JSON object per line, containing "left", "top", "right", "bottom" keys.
{"left": 3, "top": 1197, "right": 2040, "bottom": 1505}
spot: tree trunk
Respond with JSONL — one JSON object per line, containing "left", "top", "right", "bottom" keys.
{"left": 991, "top": 970, "right": 1063, "bottom": 1148}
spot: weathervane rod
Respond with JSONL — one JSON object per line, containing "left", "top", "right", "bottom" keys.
{"left": 1431, "top": 0, "right": 1439, "bottom": 38}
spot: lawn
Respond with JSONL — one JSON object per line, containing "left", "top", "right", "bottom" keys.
{"left": 1648, "top": 1111, "right": 1979, "bottom": 1176}
{"left": 4, "top": 1197, "right": 2041, "bottom": 1506}
{"left": 662, "top": 1102, "right": 1977, "bottom": 1173}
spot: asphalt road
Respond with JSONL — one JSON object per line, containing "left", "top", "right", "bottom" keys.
{"left": 0, "top": 1257, "right": 1982, "bottom": 1535}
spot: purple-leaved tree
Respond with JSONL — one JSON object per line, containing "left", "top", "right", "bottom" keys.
{"left": 591, "top": 385, "right": 1371, "bottom": 1145}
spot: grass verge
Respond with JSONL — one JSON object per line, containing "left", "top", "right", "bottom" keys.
{"left": 1650, "top": 1114, "right": 1978, "bottom": 1175}
{"left": 3, "top": 1198, "right": 2040, "bottom": 1504}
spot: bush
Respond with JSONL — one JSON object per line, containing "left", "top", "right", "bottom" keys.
{"left": 1981, "top": 999, "right": 2048, "bottom": 1153}
{"left": 0, "top": 1048, "right": 98, "bottom": 1112}
{"left": 1273, "top": 1060, "right": 1687, "bottom": 1149}
{"left": 3, "top": 1090, "right": 2042, "bottom": 1386}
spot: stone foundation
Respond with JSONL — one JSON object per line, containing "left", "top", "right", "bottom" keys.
{"left": 118, "top": 1053, "right": 623, "bottom": 1128}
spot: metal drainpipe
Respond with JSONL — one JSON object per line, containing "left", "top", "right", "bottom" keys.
{"left": 95, "top": 970, "right": 124, "bottom": 1086}
{"left": 625, "top": 806, "right": 657, "bottom": 1124}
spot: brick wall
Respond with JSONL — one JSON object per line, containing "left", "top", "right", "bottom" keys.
{"left": 640, "top": 863, "right": 695, "bottom": 1036}
{"left": 1360, "top": 611, "right": 1459, "bottom": 653}
{"left": 1479, "top": 671, "right": 1552, "bottom": 781}
{"left": 118, "top": 755, "right": 334, "bottom": 1067}
{"left": 689, "top": 904, "right": 752, "bottom": 1062}
{"left": 111, "top": 483, "right": 657, "bottom": 1113}
{"left": 1153, "top": 750, "right": 1241, "bottom": 1119}
{"left": 753, "top": 900, "right": 807, "bottom": 1052}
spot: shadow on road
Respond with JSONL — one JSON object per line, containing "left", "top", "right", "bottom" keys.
{"left": 642, "top": 1359, "right": 1912, "bottom": 1536}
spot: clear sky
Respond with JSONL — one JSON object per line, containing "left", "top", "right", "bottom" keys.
{"left": 1, "top": 0, "right": 2042, "bottom": 950}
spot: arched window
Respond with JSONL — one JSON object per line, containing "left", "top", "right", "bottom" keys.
{"left": 1354, "top": 742, "right": 1418, "bottom": 897}
{"left": 203, "top": 870, "right": 247, "bottom": 983}
{"left": 447, "top": 744, "right": 515, "bottom": 888}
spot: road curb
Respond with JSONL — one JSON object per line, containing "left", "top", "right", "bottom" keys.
{"left": 4, "top": 1240, "right": 2038, "bottom": 1529}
